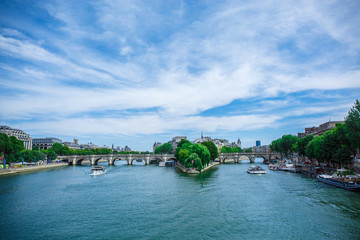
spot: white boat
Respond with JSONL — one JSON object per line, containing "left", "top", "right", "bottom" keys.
{"left": 90, "top": 166, "right": 107, "bottom": 175}
{"left": 158, "top": 162, "right": 166, "bottom": 167}
{"left": 247, "top": 165, "right": 267, "bottom": 174}
{"left": 278, "top": 161, "right": 297, "bottom": 172}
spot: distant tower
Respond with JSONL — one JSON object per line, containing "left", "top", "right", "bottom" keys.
{"left": 256, "top": 140, "right": 261, "bottom": 147}
{"left": 201, "top": 131, "right": 203, "bottom": 139}
{"left": 74, "top": 138, "right": 78, "bottom": 145}
{"left": 237, "top": 138, "right": 241, "bottom": 148}
{"left": 112, "top": 144, "right": 114, "bottom": 150}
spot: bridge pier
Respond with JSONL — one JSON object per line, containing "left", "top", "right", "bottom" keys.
{"left": 127, "top": 155, "right": 133, "bottom": 165}
{"left": 144, "top": 155, "right": 150, "bottom": 165}
{"left": 90, "top": 156, "right": 97, "bottom": 165}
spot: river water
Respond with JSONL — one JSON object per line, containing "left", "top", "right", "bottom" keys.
{"left": 1, "top": 159, "right": 359, "bottom": 240}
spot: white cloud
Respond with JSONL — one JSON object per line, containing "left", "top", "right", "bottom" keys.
{"left": 1, "top": 0, "right": 359, "bottom": 144}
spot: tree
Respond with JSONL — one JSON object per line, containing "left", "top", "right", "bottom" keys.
{"left": 176, "top": 148, "right": 190, "bottom": 164}
{"left": 155, "top": 143, "right": 173, "bottom": 154}
{"left": 177, "top": 139, "right": 191, "bottom": 148}
{"left": 186, "top": 153, "right": 203, "bottom": 171}
{"left": 52, "top": 143, "right": 65, "bottom": 155}
{"left": 42, "top": 149, "right": 57, "bottom": 161}
{"left": 245, "top": 147, "right": 253, "bottom": 153}
{"left": 279, "top": 135, "right": 298, "bottom": 157}
{"left": 201, "top": 141, "right": 218, "bottom": 161}
{"left": 0, "top": 133, "right": 12, "bottom": 156}
{"left": 220, "top": 146, "right": 231, "bottom": 153}
{"left": 190, "top": 144, "right": 211, "bottom": 167}
{"left": 9, "top": 136, "right": 24, "bottom": 153}
{"left": 270, "top": 139, "right": 281, "bottom": 153}
{"left": 175, "top": 142, "right": 210, "bottom": 170}
{"left": 305, "top": 139, "right": 316, "bottom": 160}
{"left": 295, "top": 135, "right": 314, "bottom": 157}
{"left": 220, "top": 146, "right": 241, "bottom": 153}
{"left": 345, "top": 99, "right": 360, "bottom": 150}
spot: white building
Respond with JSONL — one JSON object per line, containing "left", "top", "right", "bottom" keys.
{"left": 33, "top": 137, "right": 62, "bottom": 150}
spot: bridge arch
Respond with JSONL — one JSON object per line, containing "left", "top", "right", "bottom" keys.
{"left": 74, "top": 158, "right": 88, "bottom": 165}
{"left": 93, "top": 157, "right": 105, "bottom": 165}
{"left": 112, "top": 157, "right": 128, "bottom": 165}
{"left": 131, "top": 158, "right": 146, "bottom": 165}
{"left": 149, "top": 158, "right": 162, "bottom": 164}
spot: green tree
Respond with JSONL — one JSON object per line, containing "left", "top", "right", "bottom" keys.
{"left": 295, "top": 135, "right": 314, "bottom": 157}
{"left": 0, "top": 133, "right": 12, "bottom": 156}
{"left": 345, "top": 99, "right": 360, "bottom": 150}
{"left": 176, "top": 148, "right": 190, "bottom": 164}
{"left": 270, "top": 139, "right": 281, "bottom": 153}
{"left": 190, "top": 143, "right": 210, "bottom": 167}
{"left": 52, "top": 143, "right": 65, "bottom": 155}
{"left": 279, "top": 135, "right": 298, "bottom": 157}
{"left": 177, "top": 139, "right": 191, "bottom": 148}
{"left": 9, "top": 136, "right": 24, "bottom": 153}
{"left": 220, "top": 146, "right": 231, "bottom": 153}
{"left": 305, "top": 139, "right": 316, "bottom": 160}
{"left": 245, "top": 147, "right": 253, "bottom": 153}
{"left": 155, "top": 143, "right": 173, "bottom": 154}
{"left": 42, "top": 149, "right": 57, "bottom": 161}
{"left": 186, "top": 153, "right": 203, "bottom": 171}
{"left": 201, "top": 141, "right": 218, "bottom": 161}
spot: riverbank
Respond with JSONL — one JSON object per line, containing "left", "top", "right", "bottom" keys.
{"left": 176, "top": 161, "right": 219, "bottom": 174}
{"left": 0, "top": 163, "right": 68, "bottom": 176}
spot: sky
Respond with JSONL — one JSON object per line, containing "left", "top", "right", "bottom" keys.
{"left": 0, "top": 0, "right": 359, "bottom": 151}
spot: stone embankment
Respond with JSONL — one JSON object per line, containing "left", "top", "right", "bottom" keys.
{"left": 0, "top": 163, "right": 68, "bottom": 176}
{"left": 176, "top": 161, "right": 219, "bottom": 174}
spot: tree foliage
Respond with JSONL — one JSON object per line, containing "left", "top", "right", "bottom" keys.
{"left": 279, "top": 135, "right": 298, "bottom": 157}
{"left": 175, "top": 142, "right": 211, "bottom": 171}
{"left": 0, "top": 133, "right": 12, "bottom": 156}
{"left": 294, "top": 134, "right": 313, "bottom": 157}
{"left": 155, "top": 143, "right": 173, "bottom": 154}
{"left": 220, "top": 146, "right": 243, "bottom": 153}
{"left": 177, "top": 139, "right": 191, "bottom": 148}
{"left": 345, "top": 99, "right": 360, "bottom": 150}
{"left": 244, "top": 147, "right": 253, "bottom": 153}
{"left": 201, "top": 141, "right": 218, "bottom": 161}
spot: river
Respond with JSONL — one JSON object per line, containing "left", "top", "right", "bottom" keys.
{"left": 1, "top": 159, "right": 359, "bottom": 239}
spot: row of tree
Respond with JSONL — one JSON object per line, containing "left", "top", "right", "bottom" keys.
{"left": 270, "top": 100, "right": 360, "bottom": 165}
{"left": 219, "top": 146, "right": 253, "bottom": 153}
{"left": 0, "top": 133, "right": 57, "bottom": 163}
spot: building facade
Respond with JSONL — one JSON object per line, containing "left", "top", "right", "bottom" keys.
{"left": 32, "top": 137, "right": 62, "bottom": 150}
{"left": 0, "top": 125, "right": 32, "bottom": 150}
{"left": 297, "top": 121, "right": 344, "bottom": 138}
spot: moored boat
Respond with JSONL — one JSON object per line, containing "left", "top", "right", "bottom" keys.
{"left": 316, "top": 173, "right": 360, "bottom": 191}
{"left": 268, "top": 164, "right": 278, "bottom": 171}
{"left": 278, "top": 160, "right": 300, "bottom": 172}
{"left": 90, "top": 166, "right": 106, "bottom": 175}
{"left": 247, "top": 165, "right": 267, "bottom": 174}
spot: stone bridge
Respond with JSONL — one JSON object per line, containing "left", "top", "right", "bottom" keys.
{"left": 56, "top": 152, "right": 281, "bottom": 166}
{"left": 217, "top": 152, "right": 281, "bottom": 163}
{"left": 57, "top": 154, "right": 176, "bottom": 166}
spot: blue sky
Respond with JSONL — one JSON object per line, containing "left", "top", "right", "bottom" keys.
{"left": 0, "top": 0, "right": 359, "bottom": 151}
